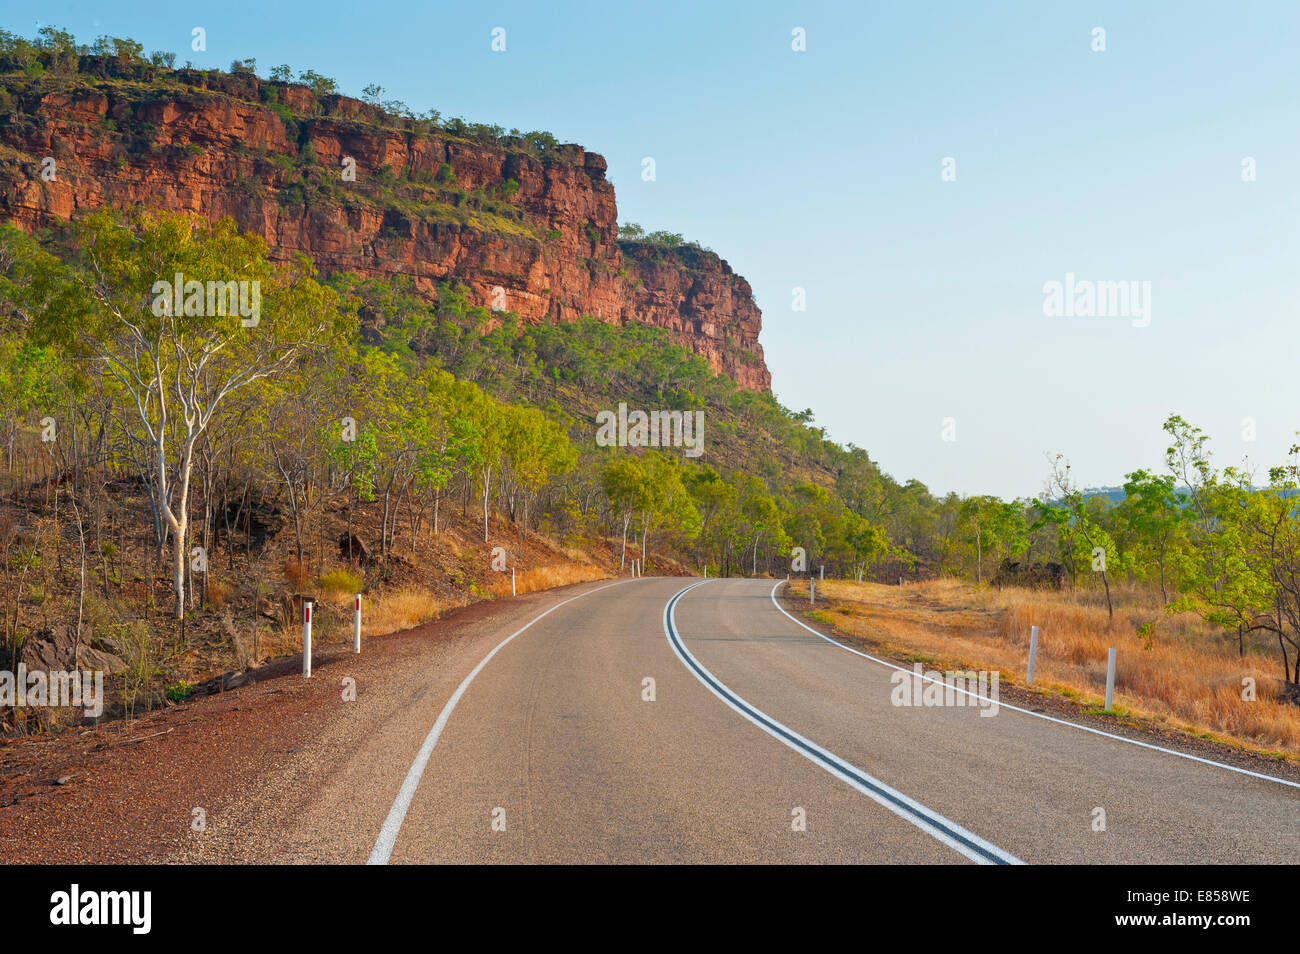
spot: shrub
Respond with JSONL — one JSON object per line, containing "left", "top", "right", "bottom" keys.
{"left": 320, "top": 567, "right": 363, "bottom": 597}
{"left": 109, "top": 621, "right": 153, "bottom": 721}
{"left": 281, "top": 558, "right": 311, "bottom": 590}
{"left": 297, "top": 69, "right": 337, "bottom": 95}
{"left": 165, "top": 680, "right": 196, "bottom": 703}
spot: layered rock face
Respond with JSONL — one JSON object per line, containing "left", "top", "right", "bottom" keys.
{"left": 0, "top": 63, "right": 770, "bottom": 391}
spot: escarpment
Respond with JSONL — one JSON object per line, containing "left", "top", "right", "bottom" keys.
{"left": 0, "top": 59, "right": 770, "bottom": 391}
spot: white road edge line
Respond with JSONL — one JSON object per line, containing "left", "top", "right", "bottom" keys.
{"left": 768, "top": 580, "right": 1300, "bottom": 791}
{"left": 367, "top": 578, "right": 638, "bottom": 865}
{"left": 665, "top": 580, "right": 1023, "bottom": 865}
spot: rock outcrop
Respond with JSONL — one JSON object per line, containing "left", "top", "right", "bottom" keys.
{"left": 0, "top": 60, "right": 770, "bottom": 390}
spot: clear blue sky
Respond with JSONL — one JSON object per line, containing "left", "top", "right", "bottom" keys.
{"left": 8, "top": 1, "right": 1299, "bottom": 500}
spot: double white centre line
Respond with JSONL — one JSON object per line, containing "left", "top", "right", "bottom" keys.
{"left": 663, "top": 579, "right": 1024, "bottom": 865}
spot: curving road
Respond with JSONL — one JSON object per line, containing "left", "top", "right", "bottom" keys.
{"left": 190, "top": 577, "right": 1300, "bottom": 865}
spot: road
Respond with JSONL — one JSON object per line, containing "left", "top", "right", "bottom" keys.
{"left": 176, "top": 577, "right": 1299, "bottom": 865}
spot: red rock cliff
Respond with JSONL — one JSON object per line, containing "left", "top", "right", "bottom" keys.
{"left": 0, "top": 61, "right": 770, "bottom": 391}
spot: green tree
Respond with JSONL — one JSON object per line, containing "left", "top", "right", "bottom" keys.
{"left": 636, "top": 453, "right": 700, "bottom": 568}
{"left": 735, "top": 474, "right": 781, "bottom": 576}
{"left": 603, "top": 455, "right": 646, "bottom": 570}
{"left": 686, "top": 466, "right": 736, "bottom": 574}
{"left": 841, "top": 512, "right": 892, "bottom": 582}
{"left": 957, "top": 495, "right": 1027, "bottom": 584}
{"left": 1036, "top": 456, "right": 1127, "bottom": 620}
{"left": 39, "top": 210, "right": 350, "bottom": 619}
{"left": 1114, "top": 469, "right": 1184, "bottom": 602}
{"left": 1163, "top": 416, "right": 1300, "bottom": 682}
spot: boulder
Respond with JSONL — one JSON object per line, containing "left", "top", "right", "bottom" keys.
{"left": 77, "top": 644, "right": 127, "bottom": 675}
{"left": 338, "top": 531, "right": 373, "bottom": 564}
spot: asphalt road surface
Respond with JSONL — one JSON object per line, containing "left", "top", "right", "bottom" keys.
{"left": 185, "top": 577, "right": 1300, "bottom": 865}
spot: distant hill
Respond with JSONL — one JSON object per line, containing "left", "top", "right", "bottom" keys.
{"left": 1081, "top": 486, "right": 1128, "bottom": 505}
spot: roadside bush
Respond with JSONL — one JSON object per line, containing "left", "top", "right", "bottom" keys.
{"left": 320, "top": 567, "right": 363, "bottom": 597}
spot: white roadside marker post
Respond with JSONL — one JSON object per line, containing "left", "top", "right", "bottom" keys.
{"left": 1105, "top": 648, "right": 1117, "bottom": 711}
{"left": 303, "top": 599, "right": 313, "bottom": 678}
{"left": 512, "top": 567, "right": 516, "bottom": 597}
{"left": 820, "top": 565, "right": 824, "bottom": 582}
{"left": 354, "top": 594, "right": 362, "bottom": 654}
{"left": 1026, "top": 625, "right": 1039, "bottom": 685}
{"left": 810, "top": 578, "right": 815, "bottom": 605}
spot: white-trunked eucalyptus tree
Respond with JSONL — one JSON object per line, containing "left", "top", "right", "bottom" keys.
{"left": 53, "top": 210, "right": 350, "bottom": 622}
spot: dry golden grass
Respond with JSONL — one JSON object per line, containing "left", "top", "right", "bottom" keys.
{"left": 267, "top": 618, "right": 305, "bottom": 659}
{"left": 529, "top": 530, "right": 597, "bottom": 566}
{"left": 233, "top": 585, "right": 447, "bottom": 665}
{"left": 245, "top": 562, "right": 606, "bottom": 666}
{"left": 280, "top": 558, "right": 311, "bottom": 590}
{"left": 205, "top": 579, "right": 230, "bottom": 609}
{"left": 798, "top": 577, "right": 1300, "bottom": 760}
{"left": 488, "top": 563, "right": 608, "bottom": 598}
{"left": 363, "top": 586, "right": 449, "bottom": 634}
